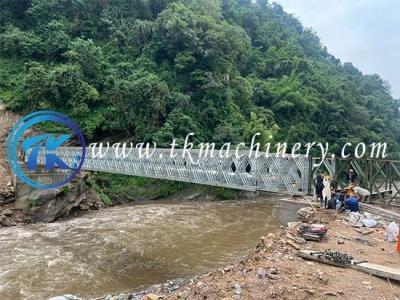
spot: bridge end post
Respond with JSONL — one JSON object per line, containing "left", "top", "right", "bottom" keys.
{"left": 307, "top": 157, "right": 313, "bottom": 196}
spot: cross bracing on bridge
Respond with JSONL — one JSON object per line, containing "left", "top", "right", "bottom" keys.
{"left": 34, "top": 147, "right": 311, "bottom": 194}
{"left": 310, "top": 157, "right": 400, "bottom": 204}
{"left": 31, "top": 147, "right": 400, "bottom": 204}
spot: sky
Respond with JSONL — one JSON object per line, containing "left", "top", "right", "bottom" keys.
{"left": 272, "top": 0, "right": 400, "bottom": 98}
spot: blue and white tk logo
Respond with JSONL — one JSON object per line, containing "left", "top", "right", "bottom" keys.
{"left": 7, "top": 111, "right": 86, "bottom": 190}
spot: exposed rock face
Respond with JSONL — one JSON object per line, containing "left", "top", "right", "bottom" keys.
{"left": 0, "top": 190, "right": 15, "bottom": 204}
{"left": 2, "top": 208, "right": 13, "bottom": 216}
{"left": 25, "top": 175, "right": 102, "bottom": 223}
{"left": 29, "top": 189, "right": 62, "bottom": 203}
{"left": 0, "top": 101, "right": 17, "bottom": 204}
{"left": 0, "top": 214, "right": 16, "bottom": 227}
{"left": 0, "top": 214, "right": 7, "bottom": 226}
{"left": 0, "top": 182, "right": 15, "bottom": 204}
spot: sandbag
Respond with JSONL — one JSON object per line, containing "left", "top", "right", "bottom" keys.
{"left": 348, "top": 212, "right": 364, "bottom": 228}
{"left": 385, "top": 222, "right": 399, "bottom": 242}
{"left": 362, "top": 219, "right": 377, "bottom": 228}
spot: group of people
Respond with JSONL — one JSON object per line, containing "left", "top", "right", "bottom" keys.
{"left": 315, "top": 169, "right": 371, "bottom": 213}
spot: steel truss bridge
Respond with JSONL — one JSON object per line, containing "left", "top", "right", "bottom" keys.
{"left": 36, "top": 148, "right": 400, "bottom": 205}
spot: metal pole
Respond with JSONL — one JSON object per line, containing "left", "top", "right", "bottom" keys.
{"left": 307, "top": 157, "right": 313, "bottom": 196}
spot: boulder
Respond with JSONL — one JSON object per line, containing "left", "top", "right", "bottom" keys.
{"left": 26, "top": 184, "right": 101, "bottom": 223}
{"left": 257, "top": 268, "right": 268, "bottom": 279}
{"left": 49, "top": 295, "right": 81, "bottom": 300}
{"left": 3, "top": 195, "right": 15, "bottom": 203}
{"left": 143, "top": 294, "right": 159, "bottom": 300}
{"left": 0, "top": 215, "right": 7, "bottom": 226}
{"left": 79, "top": 203, "right": 90, "bottom": 211}
{"left": 0, "top": 215, "right": 16, "bottom": 227}
{"left": 286, "top": 240, "right": 301, "bottom": 250}
{"left": 0, "top": 188, "right": 15, "bottom": 200}
{"left": 184, "top": 192, "right": 202, "bottom": 201}
{"left": 297, "top": 207, "right": 316, "bottom": 222}
{"left": 115, "top": 293, "right": 130, "bottom": 300}
{"left": 234, "top": 283, "right": 241, "bottom": 295}
{"left": 259, "top": 235, "right": 274, "bottom": 249}
{"left": 63, "top": 294, "right": 81, "bottom": 300}
{"left": 178, "top": 290, "right": 189, "bottom": 299}
{"left": 3, "top": 209, "right": 13, "bottom": 216}
{"left": 287, "top": 221, "right": 301, "bottom": 230}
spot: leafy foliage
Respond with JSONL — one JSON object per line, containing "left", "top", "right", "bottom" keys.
{"left": 94, "top": 173, "right": 189, "bottom": 203}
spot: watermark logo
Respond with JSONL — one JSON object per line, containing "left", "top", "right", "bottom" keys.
{"left": 7, "top": 111, "right": 86, "bottom": 189}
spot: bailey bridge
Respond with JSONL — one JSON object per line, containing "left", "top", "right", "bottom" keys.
{"left": 33, "top": 147, "right": 400, "bottom": 205}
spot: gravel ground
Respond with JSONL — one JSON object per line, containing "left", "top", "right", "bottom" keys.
{"left": 163, "top": 209, "right": 400, "bottom": 300}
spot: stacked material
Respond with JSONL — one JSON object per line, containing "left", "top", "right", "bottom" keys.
{"left": 298, "top": 224, "right": 328, "bottom": 241}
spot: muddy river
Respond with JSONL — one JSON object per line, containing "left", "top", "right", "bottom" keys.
{"left": 0, "top": 198, "right": 280, "bottom": 299}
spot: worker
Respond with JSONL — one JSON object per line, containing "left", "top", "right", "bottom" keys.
{"left": 326, "top": 191, "right": 337, "bottom": 209}
{"left": 322, "top": 175, "right": 332, "bottom": 209}
{"left": 338, "top": 190, "right": 346, "bottom": 208}
{"left": 346, "top": 169, "right": 357, "bottom": 184}
{"left": 315, "top": 173, "right": 324, "bottom": 203}
{"left": 345, "top": 194, "right": 360, "bottom": 212}
{"left": 354, "top": 186, "right": 371, "bottom": 203}
{"left": 345, "top": 185, "right": 355, "bottom": 197}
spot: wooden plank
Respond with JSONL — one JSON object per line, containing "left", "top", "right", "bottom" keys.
{"left": 354, "top": 228, "right": 374, "bottom": 235}
{"left": 371, "top": 189, "right": 392, "bottom": 196}
{"left": 351, "top": 263, "right": 400, "bottom": 282}
{"left": 298, "top": 250, "right": 400, "bottom": 282}
{"left": 298, "top": 250, "right": 347, "bottom": 268}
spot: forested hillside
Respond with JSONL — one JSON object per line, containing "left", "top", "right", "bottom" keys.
{"left": 1, "top": 0, "right": 399, "bottom": 154}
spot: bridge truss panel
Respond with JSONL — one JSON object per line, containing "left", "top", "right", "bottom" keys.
{"left": 32, "top": 148, "right": 312, "bottom": 194}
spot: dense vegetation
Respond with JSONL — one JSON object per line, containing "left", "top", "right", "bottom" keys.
{"left": 1, "top": 0, "right": 399, "bottom": 155}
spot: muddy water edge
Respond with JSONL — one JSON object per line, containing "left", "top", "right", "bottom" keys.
{"left": 0, "top": 196, "right": 283, "bottom": 299}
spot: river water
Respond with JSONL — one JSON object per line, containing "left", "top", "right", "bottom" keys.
{"left": 0, "top": 198, "right": 280, "bottom": 299}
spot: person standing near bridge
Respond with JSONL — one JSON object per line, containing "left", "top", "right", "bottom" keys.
{"left": 322, "top": 175, "right": 332, "bottom": 209}
{"left": 346, "top": 169, "right": 357, "bottom": 184}
{"left": 315, "top": 173, "right": 324, "bottom": 204}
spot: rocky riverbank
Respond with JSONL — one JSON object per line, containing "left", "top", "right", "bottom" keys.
{"left": 0, "top": 102, "right": 105, "bottom": 226}
{"left": 0, "top": 101, "right": 23, "bottom": 226}
{"left": 60, "top": 206, "right": 400, "bottom": 300}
